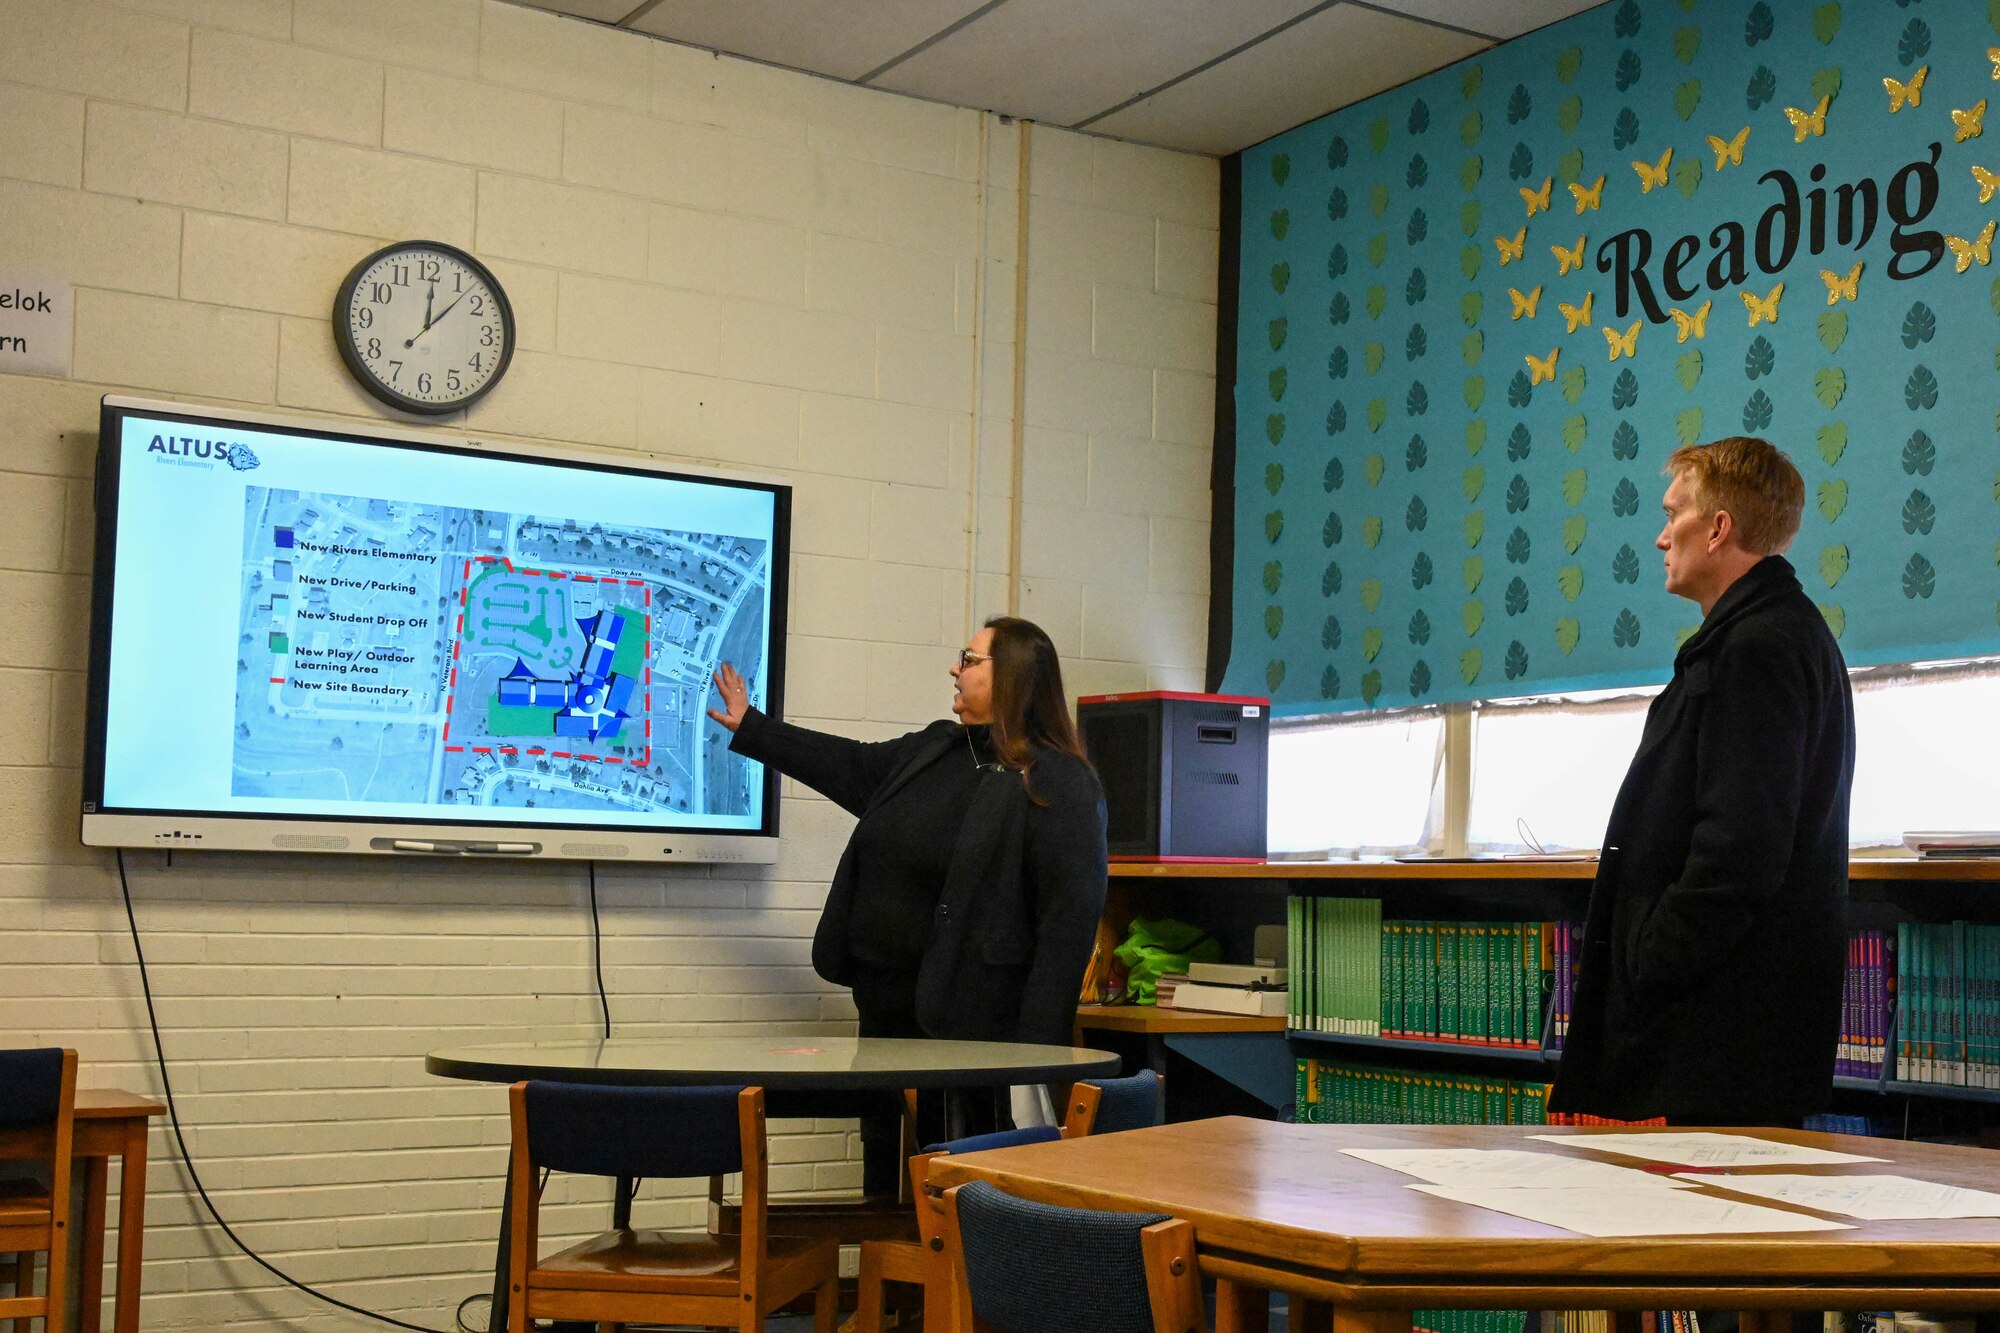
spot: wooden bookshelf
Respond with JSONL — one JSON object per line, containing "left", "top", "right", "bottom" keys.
{"left": 1109, "top": 858, "right": 2000, "bottom": 882}
{"left": 1073, "top": 1004, "right": 1285, "bottom": 1036}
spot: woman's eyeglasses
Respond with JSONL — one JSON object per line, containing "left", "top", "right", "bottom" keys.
{"left": 955, "top": 649, "right": 992, "bottom": 670}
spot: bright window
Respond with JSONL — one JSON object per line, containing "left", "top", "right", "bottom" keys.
{"left": 1849, "top": 663, "right": 2000, "bottom": 848}
{"left": 1267, "top": 708, "right": 1444, "bottom": 856}
{"left": 1268, "top": 660, "right": 2000, "bottom": 856}
{"left": 1466, "top": 687, "right": 1658, "bottom": 853}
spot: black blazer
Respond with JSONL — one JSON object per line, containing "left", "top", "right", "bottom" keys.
{"left": 729, "top": 708, "right": 1108, "bottom": 1047}
{"left": 1550, "top": 555, "right": 1855, "bottom": 1123}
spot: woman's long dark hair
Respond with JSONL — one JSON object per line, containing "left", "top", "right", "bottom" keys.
{"left": 981, "top": 615, "right": 1091, "bottom": 803}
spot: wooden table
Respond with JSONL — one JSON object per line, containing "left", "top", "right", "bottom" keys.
{"left": 0, "top": 1088, "right": 163, "bottom": 1333}
{"left": 928, "top": 1119, "right": 2000, "bottom": 1332}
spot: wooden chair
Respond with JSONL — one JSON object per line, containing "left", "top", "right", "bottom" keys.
{"left": 938, "top": 1179, "right": 1205, "bottom": 1333}
{"left": 506, "top": 1080, "right": 837, "bottom": 1333}
{"left": 854, "top": 1082, "right": 1106, "bottom": 1333}
{"left": 0, "top": 1048, "right": 77, "bottom": 1333}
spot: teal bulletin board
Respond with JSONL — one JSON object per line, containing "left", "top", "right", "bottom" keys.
{"left": 1227, "top": 0, "right": 2000, "bottom": 715}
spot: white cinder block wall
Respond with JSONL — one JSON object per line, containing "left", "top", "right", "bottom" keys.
{"left": 0, "top": 0, "right": 1218, "bottom": 1328}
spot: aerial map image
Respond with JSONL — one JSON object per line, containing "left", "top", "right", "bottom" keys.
{"left": 232, "top": 485, "right": 770, "bottom": 822}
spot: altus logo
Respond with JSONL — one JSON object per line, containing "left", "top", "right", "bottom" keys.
{"left": 146, "top": 435, "right": 260, "bottom": 470}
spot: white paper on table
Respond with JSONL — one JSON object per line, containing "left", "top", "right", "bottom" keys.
{"left": 1407, "top": 1183, "right": 1856, "bottom": 1237}
{"left": 1674, "top": 1172, "right": 2000, "bottom": 1220}
{"left": 1528, "top": 1131, "right": 1885, "bottom": 1167}
{"left": 1342, "top": 1148, "right": 1696, "bottom": 1189}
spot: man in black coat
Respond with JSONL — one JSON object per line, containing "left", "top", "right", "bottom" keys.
{"left": 1551, "top": 436, "right": 1855, "bottom": 1126}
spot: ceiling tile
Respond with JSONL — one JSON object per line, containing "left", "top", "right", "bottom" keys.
{"left": 1088, "top": 5, "right": 1488, "bottom": 156}
{"left": 1361, "top": 0, "right": 1611, "bottom": 42}
{"left": 871, "top": 0, "right": 1315, "bottom": 129}
{"left": 625, "top": 0, "right": 980, "bottom": 82}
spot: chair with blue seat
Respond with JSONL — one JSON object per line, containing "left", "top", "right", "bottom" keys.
{"left": 506, "top": 1080, "right": 837, "bottom": 1333}
{"left": 939, "top": 1179, "right": 1205, "bottom": 1333}
{"left": 0, "top": 1047, "right": 77, "bottom": 1333}
{"left": 855, "top": 1070, "right": 1166, "bottom": 1333}
{"left": 1081, "top": 1068, "right": 1164, "bottom": 1136}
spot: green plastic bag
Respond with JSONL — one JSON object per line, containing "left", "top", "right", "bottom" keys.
{"left": 1113, "top": 917, "right": 1222, "bottom": 1005}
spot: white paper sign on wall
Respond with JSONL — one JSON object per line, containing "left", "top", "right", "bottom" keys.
{"left": 0, "top": 271, "right": 72, "bottom": 378}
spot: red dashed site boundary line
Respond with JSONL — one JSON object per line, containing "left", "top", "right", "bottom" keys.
{"left": 438, "top": 555, "right": 653, "bottom": 770}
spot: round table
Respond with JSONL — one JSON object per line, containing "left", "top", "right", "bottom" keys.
{"left": 426, "top": 1035, "right": 1120, "bottom": 1089}
{"left": 429, "top": 1034, "right": 1119, "bottom": 1332}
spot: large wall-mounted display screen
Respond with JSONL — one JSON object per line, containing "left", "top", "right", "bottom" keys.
{"left": 82, "top": 396, "right": 788, "bottom": 863}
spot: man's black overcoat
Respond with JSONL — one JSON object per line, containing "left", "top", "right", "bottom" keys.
{"left": 731, "top": 708, "right": 1108, "bottom": 1048}
{"left": 1550, "top": 555, "right": 1855, "bottom": 1123}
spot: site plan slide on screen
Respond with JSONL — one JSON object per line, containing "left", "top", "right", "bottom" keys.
{"left": 233, "top": 486, "right": 768, "bottom": 821}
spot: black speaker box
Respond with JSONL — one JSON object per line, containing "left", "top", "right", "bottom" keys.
{"left": 1075, "top": 691, "right": 1268, "bottom": 862}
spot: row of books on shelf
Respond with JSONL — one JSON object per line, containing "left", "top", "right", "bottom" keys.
{"left": 1894, "top": 920, "right": 2000, "bottom": 1089}
{"left": 1293, "top": 1057, "right": 1669, "bottom": 1126}
{"left": 1286, "top": 897, "right": 1574, "bottom": 1050}
{"left": 1413, "top": 1313, "right": 1530, "bottom": 1333}
{"left": 1837, "top": 930, "right": 1892, "bottom": 1079}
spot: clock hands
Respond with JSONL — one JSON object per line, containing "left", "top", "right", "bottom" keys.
{"left": 405, "top": 282, "right": 475, "bottom": 348}
{"left": 404, "top": 282, "right": 432, "bottom": 348}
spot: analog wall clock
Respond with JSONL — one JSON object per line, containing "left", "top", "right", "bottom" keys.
{"left": 333, "top": 240, "right": 514, "bottom": 415}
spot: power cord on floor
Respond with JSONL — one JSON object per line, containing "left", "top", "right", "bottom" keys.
{"left": 117, "top": 849, "right": 451, "bottom": 1333}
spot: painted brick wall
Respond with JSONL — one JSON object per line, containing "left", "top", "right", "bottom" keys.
{"left": 0, "top": 0, "right": 1217, "bottom": 1327}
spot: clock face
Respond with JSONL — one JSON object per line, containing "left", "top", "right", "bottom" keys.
{"left": 334, "top": 241, "right": 514, "bottom": 414}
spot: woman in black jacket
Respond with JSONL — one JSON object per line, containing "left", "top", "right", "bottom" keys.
{"left": 707, "top": 615, "right": 1108, "bottom": 1190}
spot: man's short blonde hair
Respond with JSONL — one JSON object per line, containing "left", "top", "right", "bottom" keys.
{"left": 1664, "top": 436, "right": 1804, "bottom": 555}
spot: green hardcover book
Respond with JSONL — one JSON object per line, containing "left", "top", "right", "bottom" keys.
{"left": 1524, "top": 921, "right": 1547, "bottom": 1047}
{"left": 1287, "top": 896, "right": 1300, "bottom": 1030}
{"left": 1295, "top": 1056, "right": 1309, "bottom": 1122}
{"left": 1364, "top": 897, "right": 1383, "bottom": 1036}
{"left": 1474, "top": 922, "right": 1493, "bottom": 1043}
{"left": 1400, "top": 912, "right": 1416, "bottom": 1040}
{"left": 1424, "top": 921, "right": 1441, "bottom": 1038}
{"left": 1442, "top": 922, "right": 1459, "bottom": 1042}
{"left": 1330, "top": 897, "right": 1347, "bottom": 1034}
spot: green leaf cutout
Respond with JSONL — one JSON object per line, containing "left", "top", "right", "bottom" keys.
{"left": 1817, "top": 310, "right": 1848, "bottom": 354}
{"left": 1819, "top": 545, "right": 1849, "bottom": 587}
{"left": 1676, "top": 350, "right": 1704, "bottom": 391}
{"left": 1362, "top": 627, "right": 1384, "bottom": 662}
{"left": 1562, "top": 514, "right": 1589, "bottom": 553}
{"left": 1817, "top": 422, "right": 1848, "bottom": 466}
{"left": 1558, "top": 564, "right": 1585, "bottom": 600}
{"left": 1556, "top": 617, "right": 1581, "bottom": 654}
{"left": 1813, "top": 367, "right": 1847, "bottom": 410}
{"left": 1816, "top": 480, "right": 1847, "bottom": 523}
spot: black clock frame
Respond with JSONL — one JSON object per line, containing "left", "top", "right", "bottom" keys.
{"left": 332, "top": 239, "right": 516, "bottom": 416}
